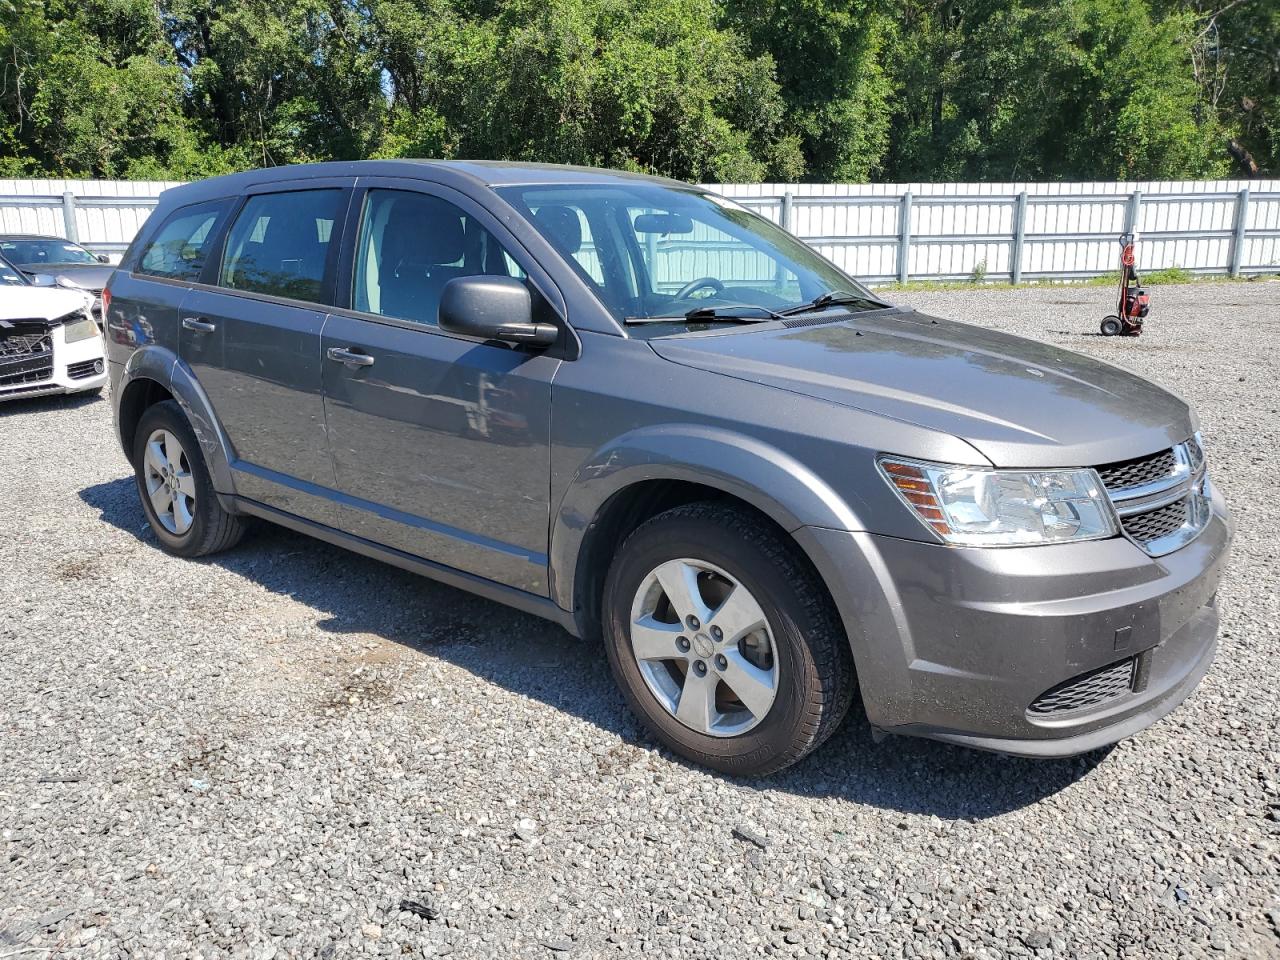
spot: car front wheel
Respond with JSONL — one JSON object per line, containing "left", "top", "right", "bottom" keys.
{"left": 603, "top": 502, "right": 854, "bottom": 776}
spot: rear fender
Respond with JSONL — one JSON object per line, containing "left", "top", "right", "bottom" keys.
{"left": 120, "top": 345, "right": 237, "bottom": 496}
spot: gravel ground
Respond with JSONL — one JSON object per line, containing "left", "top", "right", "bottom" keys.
{"left": 2, "top": 280, "right": 1278, "bottom": 959}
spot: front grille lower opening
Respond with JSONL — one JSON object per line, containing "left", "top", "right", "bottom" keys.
{"left": 1121, "top": 497, "right": 1190, "bottom": 544}
{"left": 1028, "top": 657, "right": 1136, "bottom": 716}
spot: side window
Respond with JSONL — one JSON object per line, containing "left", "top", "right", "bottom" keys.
{"left": 137, "top": 199, "right": 232, "bottom": 281}
{"left": 353, "top": 189, "right": 525, "bottom": 326}
{"left": 219, "top": 189, "right": 344, "bottom": 302}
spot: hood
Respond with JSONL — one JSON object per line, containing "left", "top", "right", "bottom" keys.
{"left": 0, "top": 286, "right": 93, "bottom": 324}
{"left": 650, "top": 309, "right": 1194, "bottom": 468}
{"left": 19, "top": 263, "right": 113, "bottom": 292}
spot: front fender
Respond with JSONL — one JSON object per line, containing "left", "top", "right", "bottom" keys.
{"left": 548, "top": 423, "right": 870, "bottom": 614}
{"left": 119, "top": 345, "right": 237, "bottom": 495}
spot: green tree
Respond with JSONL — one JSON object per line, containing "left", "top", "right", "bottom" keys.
{"left": 0, "top": 0, "right": 225, "bottom": 176}
{"left": 882, "top": 0, "right": 1228, "bottom": 180}
{"left": 723, "top": 0, "right": 895, "bottom": 181}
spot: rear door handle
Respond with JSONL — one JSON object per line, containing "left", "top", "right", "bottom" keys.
{"left": 182, "top": 316, "right": 216, "bottom": 333}
{"left": 327, "top": 346, "right": 375, "bottom": 368}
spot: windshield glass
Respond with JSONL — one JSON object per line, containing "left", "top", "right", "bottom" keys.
{"left": 495, "top": 184, "right": 883, "bottom": 331}
{"left": 0, "top": 238, "right": 99, "bottom": 266}
{"left": 0, "top": 255, "right": 28, "bottom": 286}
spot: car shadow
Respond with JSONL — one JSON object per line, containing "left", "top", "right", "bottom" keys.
{"left": 0, "top": 389, "right": 104, "bottom": 417}
{"left": 79, "top": 477, "right": 1110, "bottom": 819}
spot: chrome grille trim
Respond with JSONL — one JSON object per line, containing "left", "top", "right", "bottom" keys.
{"left": 1098, "top": 437, "right": 1210, "bottom": 557}
{"left": 1101, "top": 440, "right": 1199, "bottom": 507}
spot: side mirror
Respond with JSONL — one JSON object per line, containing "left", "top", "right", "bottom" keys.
{"left": 439, "top": 276, "right": 558, "bottom": 348}
{"left": 97, "top": 254, "right": 110, "bottom": 264}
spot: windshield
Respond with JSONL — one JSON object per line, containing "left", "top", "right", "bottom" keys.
{"left": 0, "top": 255, "right": 29, "bottom": 286}
{"left": 0, "top": 238, "right": 99, "bottom": 266}
{"left": 495, "top": 184, "right": 884, "bottom": 331}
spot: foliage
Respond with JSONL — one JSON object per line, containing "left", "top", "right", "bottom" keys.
{"left": 0, "top": 0, "right": 1273, "bottom": 180}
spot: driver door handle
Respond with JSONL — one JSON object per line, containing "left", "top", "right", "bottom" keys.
{"left": 327, "top": 346, "right": 375, "bottom": 368}
{"left": 182, "top": 316, "right": 216, "bottom": 333}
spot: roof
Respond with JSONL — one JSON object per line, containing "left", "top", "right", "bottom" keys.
{"left": 0, "top": 234, "right": 90, "bottom": 242}
{"left": 156, "top": 159, "right": 698, "bottom": 206}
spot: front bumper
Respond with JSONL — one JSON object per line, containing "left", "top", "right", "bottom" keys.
{"left": 798, "top": 484, "right": 1233, "bottom": 757}
{"left": 0, "top": 325, "right": 107, "bottom": 401}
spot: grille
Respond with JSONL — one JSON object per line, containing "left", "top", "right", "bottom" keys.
{"left": 0, "top": 353, "right": 53, "bottom": 387}
{"left": 67, "top": 359, "right": 101, "bottom": 380}
{"left": 0, "top": 331, "right": 51, "bottom": 359}
{"left": 1096, "top": 448, "right": 1177, "bottom": 491}
{"left": 0, "top": 325, "right": 53, "bottom": 388}
{"left": 1028, "top": 658, "right": 1135, "bottom": 715}
{"left": 1122, "top": 497, "right": 1190, "bottom": 544}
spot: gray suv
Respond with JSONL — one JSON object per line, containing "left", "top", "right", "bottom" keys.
{"left": 104, "top": 161, "right": 1232, "bottom": 775}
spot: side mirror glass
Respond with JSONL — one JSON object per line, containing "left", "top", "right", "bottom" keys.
{"left": 439, "top": 276, "right": 558, "bottom": 348}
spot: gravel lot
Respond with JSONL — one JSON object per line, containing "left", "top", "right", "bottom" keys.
{"left": 2, "top": 281, "right": 1278, "bottom": 959}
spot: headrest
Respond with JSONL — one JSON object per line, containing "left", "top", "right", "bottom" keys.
{"left": 382, "top": 196, "right": 465, "bottom": 266}
{"left": 532, "top": 206, "right": 582, "bottom": 255}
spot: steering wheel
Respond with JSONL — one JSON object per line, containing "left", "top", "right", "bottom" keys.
{"left": 673, "top": 277, "right": 725, "bottom": 300}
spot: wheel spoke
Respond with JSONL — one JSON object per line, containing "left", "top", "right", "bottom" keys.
{"left": 718, "top": 648, "right": 776, "bottom": 719}
{"left": 654, "top": 559, "right": 711, "bottom": 626}
{"left": 175, "top": 471, "right": 196, "bottom": 498}
{"left": 144, "top": 439, "right": 167, "bottom": 478}
{"left": 149, "top": 483, "right": 174, "bottom": 519}
{"left": 709, "top": 584, "right": 768, "bottom": 645}
{"left": 631, "top": 615, "right": 684, "bottom": 662}
{"left": 162, "top": 431, "right": 183, "bottom": 471}
{"left": 674, "top": 668, "right": 718, "bottom": 734}
{"left": 172, "top": 492, "right": 194, "bottom": 533}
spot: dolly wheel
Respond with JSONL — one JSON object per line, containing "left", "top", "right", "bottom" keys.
{"left": 1100, "top": 316, "right": 1123, "bottom": 337}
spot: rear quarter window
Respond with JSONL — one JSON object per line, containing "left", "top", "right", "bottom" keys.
{"left": 137, "top": 199, "right": 233, "bottom": 281}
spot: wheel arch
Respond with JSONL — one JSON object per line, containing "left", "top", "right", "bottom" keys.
{"left": 117, "top": 346, "right": 236, "bottom": 494}
{"left": 550, "top": 425, "right": 865, "bottom": 640}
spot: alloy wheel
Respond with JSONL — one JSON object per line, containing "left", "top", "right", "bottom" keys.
{"left": 629, "top": 558, "right": 779, "bottom": 737}
{"left": 143, "top": 428, "right": 196, "bottom": 535}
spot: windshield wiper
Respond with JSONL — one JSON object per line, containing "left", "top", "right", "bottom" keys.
{"left": 779, "top": 289, "right": 887, "bottom": 316}
{"left": 624, "top": 304, "right": 782, "bottom": 325}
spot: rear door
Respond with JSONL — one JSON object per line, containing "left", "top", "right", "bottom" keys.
{"left": 107, "top": 197, "right": 235, "bottom": 365}
{"left": 320, "top": 179, "right": 565, "bottom": 595}
{"left": 179, "top": 180, "right": 353, "bottom": 525}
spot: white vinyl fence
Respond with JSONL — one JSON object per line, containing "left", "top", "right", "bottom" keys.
{"left": 0, "top": 179, "right": 176, "bottom": 261}
{"left": 2, "top": 177, "right": 1278, "bottom": 284}
{"left": 708, "top": 179, "right": 1280, "bottom": 283}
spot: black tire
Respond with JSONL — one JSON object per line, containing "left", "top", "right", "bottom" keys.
{"left": 602, "top": 502, "right": 854, "bottom": 776}
{"left": 1100, "top": 316, "right": 1123, "bottom": 336}
{"left": 131, "top": 399, "right": 246, "bottom": 558}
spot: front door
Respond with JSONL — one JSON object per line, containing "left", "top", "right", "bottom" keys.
{"left": 181, "top": 181, "right": 352, "bottom": 525}
{"left": 321, "top": 182, "right": 562, "bottom": 595}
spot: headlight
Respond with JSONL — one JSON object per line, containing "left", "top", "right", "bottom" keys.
{"left": 879, "top": 456, "right": 1118, "bottom": 546}
{"left": 63, "top": 314, "right": 99, "bottom": 343}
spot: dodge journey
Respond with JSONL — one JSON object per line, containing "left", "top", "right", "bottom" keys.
{"left": 104, "top": 161, "right": 1233, "bottom": 775}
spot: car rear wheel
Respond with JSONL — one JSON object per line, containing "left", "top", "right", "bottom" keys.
{"left": 132, "top": 400, "right": 246, "bottom": 557}
{"left": 603, "top": 502, "right": 853, "bottom": 776}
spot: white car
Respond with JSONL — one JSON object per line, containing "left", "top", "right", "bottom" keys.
{"left": 1, "top": 257, "right": 108, "bottom": 401}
